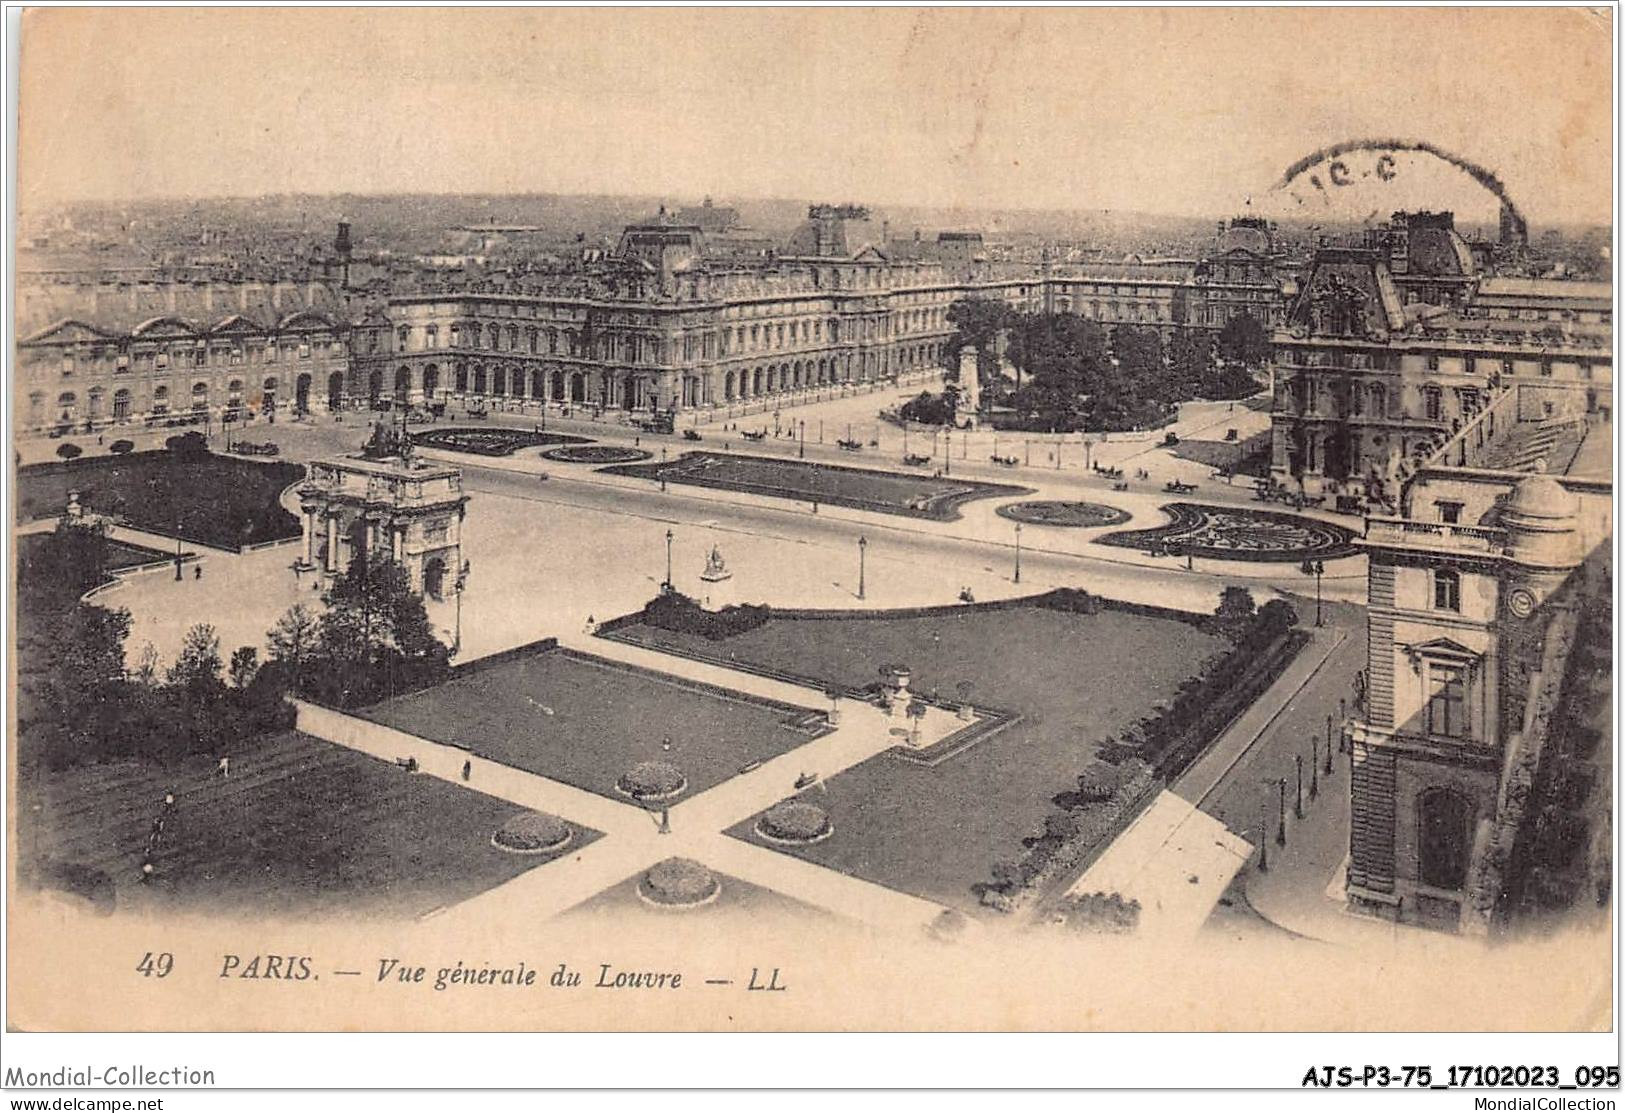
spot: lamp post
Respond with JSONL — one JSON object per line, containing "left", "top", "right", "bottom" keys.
{"left": 1300, "top": 558, "right": 1325, "bottom": 627}
{"left": 453, "top": 559, "right": 470, "bottom": 658}
{"left": 1326, "top": 713, "right": 1335, "bottom": 767}
{"left": 1257, "top": 799, "right": 1270, "bottom": 871}
{"left": 944, "top": 427, "right": 951, "bottom": 476}
{"left": 1013, "top": 522, "right": 1022, "bottom": 584}
{"left": 1309, "top": 737, "right": 1319, "bottom": 800}
{"left": 664, "top": 529, "right": 674, "bottom": 592}
{"left": 1276, "top": 777, "right": 1288, "bottom": 846}
{"left": 1295, "top": 754, "right": 1305, "bottom": 819}
{"left": 857, "top": 535, "right": 867, "bottom": 600}
{"left": 798, "top": 419, "right": 805, "bottom": 459}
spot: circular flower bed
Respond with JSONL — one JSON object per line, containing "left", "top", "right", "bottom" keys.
{"left": 490, "top": 811, "right": 573, "bottom": 854}
{"left": 997, "top": 500, "right": 1132, "bottom": 528}
{"left": 637, "top": 857, "right": 721, "bottom": 908}
{"left": 755, "top": 800, "right": 834, "bottom": 845}
{"left": 542, "top": 444, "right": 653, "bottom": 465}
{"left": 616, "top": 761, "right": 688, "bottom": 801}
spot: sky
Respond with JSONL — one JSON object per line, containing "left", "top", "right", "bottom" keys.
{"left": 16, "top": 7, "right": 1615, "bottom": 226}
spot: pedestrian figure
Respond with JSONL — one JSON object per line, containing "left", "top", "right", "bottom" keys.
{"left": 216, "top": 755, "right": 230, "bottom": 779}
{"left": 194, "top": 565, "right": 203, "bottom": 580}
{"left": 461, "top": 759, "right": 472, "bottom": 782}
{"left": 584, "top": 614, "right": 595, "bottom": 634}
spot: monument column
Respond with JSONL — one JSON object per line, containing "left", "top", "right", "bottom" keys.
{"left": 301, "top": 507, "right": 316, "bottom": 566}
{"left": 324, "top": 513, "right": 338, "bottom": 573}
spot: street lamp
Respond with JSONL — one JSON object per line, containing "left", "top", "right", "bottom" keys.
{"left": 1257, "top": 798, "right": 1270, "bottom": 871}
{"left": 1300, "top": 558, "right": 1325, "bottom": 627}
{"left": 1309, "top": 737, "right": 1319, "bottom": 801}
{"left": 1295, "top": 753, "right": 1305, "bottom": 819}
{"left": 799, "top": 419, "right": 805, "bottom": 459}
{"left": 1013, "top": 522, "right": 1022, "bottom": 584}
{"left": 1276, "top": 777, "right": 1288, "bottom": 847}
{"left": 944, "top": 427, "right": 951, "bottom": 476}
{"left": 857, "top": 535, "right": 867, "bottom": 600}
{"left": 664, "top": 529, "right": 674, "bottom": 592}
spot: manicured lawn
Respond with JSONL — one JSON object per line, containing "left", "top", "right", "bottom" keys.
{"left": 601, "top": 451, "right": 1028, "bottom": 521}
{"left": 17, "top": 450, "right": 304, "bottom": 550}
{"left": 614, "top": 602, "right": 1226, "bottom": 912}
{"left": 411, "top": 427, "right": 590, "bottom": 455}
{"left": 358, "top": 645, "right": 825, "bottom": 801}
{"left": 16, "top": 532, "right": 182, "bottom": 592}
{"left": 18, "top": 732, "right": 594, "bottom": 920}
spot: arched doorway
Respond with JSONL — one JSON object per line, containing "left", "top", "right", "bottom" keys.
{"left": 570, "top": 373, "right": 585, "bottom": 403}
{"left": 259, "top": 377, "right": 277, "bottom": 419}
{"left": 532, "top": 369, "right": 546, "bottom": 399}
{"left": 490, "top": 366, "right": 506, "bottom": 396}
{"left": 1418, "top": 788, "right": 1473, "bottom": 891}
{"left": 473, "top": 365, "right": 488, "bottom": 394}
{"left": 422, "top": 365, "right": 440, "bottom": 401}
{"left": 328, "top": 372, "right": 345, "bottom": 411}
{"left": 551, "top": 370, "right": 565, "bottom": 400}
{"left": 394, "top": 365, "right": 411, "bottom": 403}
{"left": 725, "top": 370, "right": 737, "bottom": 401}
{"left": 112, "top": 388, "right": 132, "bottom": 422}
{"left": 295, "top": 373, "right": 312, "bottom": 415}
{"left": 368, "top": 367, "right": 385, "bottom": 404}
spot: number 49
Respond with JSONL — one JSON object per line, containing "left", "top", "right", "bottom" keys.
{"left": 136, "top": 952, "right": 174, "bottom": 978}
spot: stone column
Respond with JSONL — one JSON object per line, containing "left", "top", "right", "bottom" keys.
{"left": 302, "top": 507, "right": 315, "bottom": 565}
{"left": 324, "top": 513, "right": 338, "bottom": 573}
{"left": 392, "top": 523, "right": 404, "bottom": 563}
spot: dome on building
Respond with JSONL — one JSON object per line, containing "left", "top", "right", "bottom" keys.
{"left": 1506, "top": 475, "right": 1580, "bottom": 521}
{"left": 1502, "top": 475, "right": 1582, "bottom": 570}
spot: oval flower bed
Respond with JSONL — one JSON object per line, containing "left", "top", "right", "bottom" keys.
{"left": 616, "top": 761, "right": 688, "bottom": 801}
{"left": 637, "top": 857, "right": 721, "bottom": 908}
{"left": 755, "top": 800, "right": 834, "bottom": 845}
{"left": 490, "top": 811, "right": 573, "bottom": 855}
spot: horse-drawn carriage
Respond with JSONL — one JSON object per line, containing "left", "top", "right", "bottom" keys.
{"left": 903, "top": 453, "right": 932, "bottom": 467}
{"left": 742, "top": 428, "right": 767, "bottom": 442}
{"left": 836, "top": 438, "right": 863, "bottom": 452}
{"left": 990, "top": 454, "right": 1019, "bottom": 467}
{"left": 1164, "top": 479, "right": 1198, "bottom": 494}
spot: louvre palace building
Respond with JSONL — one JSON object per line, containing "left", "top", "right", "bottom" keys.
{"left": 15, "top": 204, "right": 1296, "bottom": 435}
{"left": 13, "top": 202, "right": 1606, "bottom": 445}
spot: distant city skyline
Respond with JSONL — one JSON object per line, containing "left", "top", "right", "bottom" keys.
{"left": 17, "top": 7, "right": 1613, "bottom": 225}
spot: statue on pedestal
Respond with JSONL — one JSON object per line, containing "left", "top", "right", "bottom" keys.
{"left": 700, "top": 544, "right": 732, "bottom": 582}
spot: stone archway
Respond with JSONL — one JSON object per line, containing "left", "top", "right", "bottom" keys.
{"left": 328, "top": 371, "right": 345, "bottom": 411}
{"left": 295, "top": 373, "right": 312, "bottom": 415}
{"left": 422, "top": 364, "right": 440, "bottom": 401}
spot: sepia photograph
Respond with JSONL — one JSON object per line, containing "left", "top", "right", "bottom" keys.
{"left": 2, "top": 2, "right": 1617, "bottom": 1096}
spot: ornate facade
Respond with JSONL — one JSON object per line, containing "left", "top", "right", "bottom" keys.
{"left": 1269, "top": 212, "right": 1612, "bottom": 505}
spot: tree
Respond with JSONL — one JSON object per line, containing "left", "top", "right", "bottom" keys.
{"left": 1217, "top": 313, "right": 1270, "bottom": 368}
{"left": 311, "top": 554, "right": 449, "bottom": 705}
{"left": 108, "top": 439, "right": 135, "bottom": 455}
{"left": 228, "top": 646, "right": 260, "bottom": 690}
{"left": 946, "top": 297, "right": 1014, "bottom": 387}
{"left": 267, "top": 603, "right": 320, "bottom": 689}
{"left": 56, "top": 443, "right": 83, "bottom": 462}
{"left": 168, "top": 623, "right": 223, "bottom": 691}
